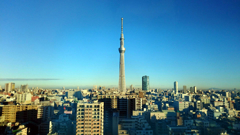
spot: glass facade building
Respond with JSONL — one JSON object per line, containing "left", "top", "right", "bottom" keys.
{"left": 142, "top": 75, "right": 149, "bottom": 91}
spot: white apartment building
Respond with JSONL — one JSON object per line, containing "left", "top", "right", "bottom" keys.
{"left": 118, "top": 115, "right": 153, "bottom": 135}
{"left": 174, "top": 101, "right": 190, "bottom": 112}
{"left": 16, "top": 93, "right": 32, "bottom": 103}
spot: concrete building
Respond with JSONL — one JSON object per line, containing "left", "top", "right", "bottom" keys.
{"left": 167, "top": 125, "right": 188, "bottom": 135}
{"left": 118, "top": 18, "right": 126, "bottom": 93}
{"left": 207, "top": 107, "right": 226, "bottom": 120}
{"left": 39, "top": 121, "right": 51, "bottom": 135}
{"left": 118, "top": 97, "right": 130, "bottom": 119}
{"left": 132, "top": 97, "right": 142, "bottom": 111}
{"left": 155, "top": 120, "right": 168, "bottom": 135}
{"left": 98, "top": 94, "right": 142, "bottom": 119}
{"left": 213, "top": 101, "right": 224, "bottom": 107}
{"left": 66, "top": 90, "right": 75, "bottom": 98}
{"left": 193, "top": 86, "right": 197, "bottom": 93}
{"left": 184, "top": 118, "right": 194, "bottom": 127}
{"left": 183, "top": 85, "right": 187, "bottom": 93}
{"left": 16, "top": 93, "right": 32, "bottom": 103}
{"left": 37, "top": 101, "right": 54, "bottom": 122}
{"left": 235, "top": 97, "right": 240, "bottom": 110}
{"left": 1, "top": 105, "right": 38, "bottom": 123}
{"left": 1, "top": 102, "right": 53, "bottom": 123}
{"left": 5, "top": 82, "right": 15, "bottom": 92}
{"left": 142, "top": 75, "right": 149, "bottom": 91}
{"left": 98, "top": 95, "right": 118, "bottom": 134}
{"left": 48, "top": 114, "right": 75, "bottom": 135}
{"left": 118, "top": 115, "right": 153, "bottom": 135}
{"left": 174, "top": 81, "right": 178, "bottom": 94}
{"left": 174, "top": 101, "right": 189, "bottom": 112}
{"left": 149, "top": 112, "right": 166, "bottom": 122}
{"left": 130, "top": 85, "right": 133, "bottom": 91}
{"left": 76, "top": 101, "right": 104, "bottom": 135}
{"left": 195, "top": 100, "right": 203, "bottom": 111}
{"left": 20, "top": 84, "right": 28, "bottom": 92}
{"left": 58, "top": 114, "right": 74, "bottom": 135}
{"left": 190, "top": 87, "right": 193, "bottom": 93}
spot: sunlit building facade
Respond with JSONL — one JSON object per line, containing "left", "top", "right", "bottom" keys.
{"left": 76, "top": 101, "right": 104, "bottom": 135}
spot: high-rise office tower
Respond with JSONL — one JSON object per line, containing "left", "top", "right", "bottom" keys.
{"left": 130, "top": 85, "right": 133, "bottom": 91}
{"left": 21, "top": 84, "right": 28, "bottom": 92}
{"left": 142, "top": 75, "right": 149, "bottom": 91}
{"left": 174, "top": 81, "right": 178, "bottom": 94}
{"left": 183, "top": 85, "right": 187, "bottom": 93}
{"left": 118, "top": 18, "right": 126, "bottom": 93}
{"left": 193, "top": 86, "right": 197, "bottom": 93}
{"left": 190, "top": 87, "right": 193, "bottom": 93}
{"left": 93, "top": 85, "right": 97, "bottom": 90}
{"left": 5, "top": 82, "right": 15, "bottom": 92}
{"left": 5, "top": 83, "right": 8, "bottom": 92}
{"left": 76, "top": 101, "right": 104, "bottom": 135}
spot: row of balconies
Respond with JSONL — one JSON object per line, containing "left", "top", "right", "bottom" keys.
{"left": 76, "top": 131, "right": 101, "bottom": 135}
{"left": 78, "top": 105, "right": 100, "bottom": 108}
{"left": 78, "top": 121, "right": 97, "bottom": 124}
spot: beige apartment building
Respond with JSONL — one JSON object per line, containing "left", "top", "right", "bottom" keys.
{"left": 1, "top": 103, "right": 53, "bottom": 123}
{"left": 76, "top": 101, "right": 104, "bottom": 135}
{"left": 1, "top": 105, "right": 38, "bottom": 123}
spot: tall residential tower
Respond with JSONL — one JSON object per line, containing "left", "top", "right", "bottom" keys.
{"left": 174, "top": 81, "right": 178, "bottom": 94}
{"left": 76, "top": 101, "right": 104, "bottom": 135}
{"left": 118, "top": 18, "right": 126, "bottom": 92}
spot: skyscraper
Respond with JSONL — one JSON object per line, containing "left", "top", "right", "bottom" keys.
{"left": 193, "top": 86, "right": 197, "bottom": 93}
{"left": 130, "top": 85, "right": 133, "bottom": 91}
{"left": 21, "top": 84, "right": 28, "bottom": 92}
{"left": 190, "top": 87, "right": 193, "bottom": 93}
{"left": 142, "top": 75, "right": 149, "bottom": 91}
{"left": 174, "top": 81, "right": 178, "bottom": 94}
{"left": 183, "top": 85, "right": 187, "bottom": 93}
{"left": 5, "top": 82, "right": 15, "bottom": 92}
{"left": 118, "top": 18, "right": 126, "bottom": 93}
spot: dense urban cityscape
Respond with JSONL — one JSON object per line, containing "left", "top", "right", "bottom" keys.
{"left": 1, "top": 79, "right": 240, "bottom": 135}
{"left": 1, "top": 1, "right": 240, "bottom": 135}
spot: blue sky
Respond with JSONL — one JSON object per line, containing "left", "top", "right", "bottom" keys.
{"left": 0, "top": 0, "right": 240, "bottom": 89}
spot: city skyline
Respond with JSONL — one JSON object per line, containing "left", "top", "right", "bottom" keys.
{"left": 1, "top": 1, "right": 240, "bottom": 89}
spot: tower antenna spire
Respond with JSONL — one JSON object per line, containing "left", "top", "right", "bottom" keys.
{"left": 121, "top": 18, "right": 123, "bottom": 35}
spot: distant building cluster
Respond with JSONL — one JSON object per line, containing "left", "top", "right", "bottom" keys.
{"left": 0, "top": 81, "right": 239, "bottom": 135}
